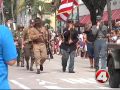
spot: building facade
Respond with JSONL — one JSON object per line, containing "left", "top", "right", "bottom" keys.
{"left": 78, "top": 0, "right": 120, "bottom": 17}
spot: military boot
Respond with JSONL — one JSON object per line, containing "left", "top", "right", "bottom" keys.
{"left": 40, "top": 65, "right": 43, "bottom": 71}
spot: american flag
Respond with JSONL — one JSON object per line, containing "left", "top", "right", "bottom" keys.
{"left": 57, "top": 0, "right": 79, "bottom": 21}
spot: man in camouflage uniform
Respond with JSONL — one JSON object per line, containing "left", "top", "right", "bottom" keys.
{"left": 14, "top": 26, "right": 24, "bottom": 67}
{"left": 22, "top": 20, "right": 35, "bottom": 71}
{"left": 29, "top": 18, "right": 48, "bottom": 74}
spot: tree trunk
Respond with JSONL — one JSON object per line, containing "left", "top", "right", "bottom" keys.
{"left": 90, "top": 9, "right": 96, "bottom": 25}
{"left": 82, "top": 0, "right": 107, "bottom": 25}
{"left": 11, "top": 0, "right": 14, "bottom": 21}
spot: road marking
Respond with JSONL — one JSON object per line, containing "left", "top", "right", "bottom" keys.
{"left": 61, "top": 78, "right": 97, "bottom": 84}
{"left": 30, "top": 75, "right": 35, "bottom": 77}
{"left": 17, "top": 78, "right": 24, "bottom": 80}
{"left": 44, "top": 86, "right": 63, "bottom": 89}
{"left": 61, "top": 78, "right": 76, "bottom": 84}
{"left": 10, "top": 80, "right": 31, "bottom": 89}
{"left": 36, "top": 79, "right": 57, "bottom": 85}
{"left": 98, "top": 87, "right": 111, "bottom": 89}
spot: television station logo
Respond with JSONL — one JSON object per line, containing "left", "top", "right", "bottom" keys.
{"left": 96, "top": 69, "right": 110, "bottom": 83}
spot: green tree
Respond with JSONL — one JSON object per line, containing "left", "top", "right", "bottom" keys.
{"left": 4, "top": 0, "right": 17, "bottom": 21}
{"left": 4, "top": 0, "right": 12, "bottom": 20}
{"left": 44, "top": 19, "right": 51, "bottom": 25}
{"left": 25, "top": 0, "right": 55, "bottom": 18}
{"left": 16, "top": 0, "right": 26, "bottom": 16}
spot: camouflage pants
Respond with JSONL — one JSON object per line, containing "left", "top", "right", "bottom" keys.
{"left": 16, "top": 47, "right": 21, "bottom": 66}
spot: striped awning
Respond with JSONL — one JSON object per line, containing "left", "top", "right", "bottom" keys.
{"left": 80, "top": 9, "right": 120, "bottom": 26}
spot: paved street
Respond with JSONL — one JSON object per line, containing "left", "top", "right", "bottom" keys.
{"left": 9, "top": 55, "right": 111, "bottom": 89}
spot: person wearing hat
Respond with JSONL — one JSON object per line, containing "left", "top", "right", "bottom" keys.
{"left": 91, "top": 15, "right": 108, "bottom": 72}
{"left": 14, "top": 25, "right": 24, "bottom": 67}
{"left": 22, "top": 19, "right": 35, "bottom": 71}
{"left": 29, "top": 17, "right": 48, "bottom": 74}
{"left": 61, "top": 20, "right": 78, "bottom": 73}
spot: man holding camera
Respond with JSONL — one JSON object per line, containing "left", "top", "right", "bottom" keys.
{"left": 92, "top": 16, "right": 108, "bottom": 72}
{"left": 61, "top": 20, "right": 78, "bottom": 73}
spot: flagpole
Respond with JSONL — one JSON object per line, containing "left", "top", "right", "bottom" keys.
{"left": 71, "top": 4, "right": 74, "bottom": 20}
{"left": 77, "top": 5, "right": 80, "bottom": 33}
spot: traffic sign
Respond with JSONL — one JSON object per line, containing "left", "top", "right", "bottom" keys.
{"left": 96, "top": 69, "right": 110, "bottom": 83}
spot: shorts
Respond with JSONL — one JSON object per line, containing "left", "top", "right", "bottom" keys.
{"left": 87, "top": 42, "right": 94, "bottom": 58}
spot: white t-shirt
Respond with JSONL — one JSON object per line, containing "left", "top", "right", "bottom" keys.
{"left": 78, "top": 34, "right": 84, "bottom": 41}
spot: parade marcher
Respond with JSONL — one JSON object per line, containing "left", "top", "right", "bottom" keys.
{"left": 91, "top": 16, "right": 108, "bottom": 72}
{"left": 45, "top": 24, "right": 53, "bottom": 59}
{"left": 0, "top": 25, "right": 17, "bottom": 89}
{"left": 84, "top": 24, "right": 95, "bottom": 68}
{"left": 29, "top": 17, "right": 48, "bottom": 74}
{"left": 50, "top": 31, "right": 56, "bottom": 54}
{"left": 14, "top": 26, "right": 24, "bottom": 67}
{"left": 22, "top": 19, "right": 35, "bottom": 71}
{"left": 61, "top": 20, "right": 78, "bottom": 73}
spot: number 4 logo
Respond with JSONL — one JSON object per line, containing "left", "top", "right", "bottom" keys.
{"left": 96, "top": 70, "right": 110, "bottom": 83}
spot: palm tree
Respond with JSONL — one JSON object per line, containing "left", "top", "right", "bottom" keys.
{"left": 16, "top": 0, "right": 26, "bottom": 15}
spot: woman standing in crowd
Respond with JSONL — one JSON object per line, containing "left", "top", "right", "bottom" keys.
{"left": 84, "top": 24, "right": 95, "bottom": 68}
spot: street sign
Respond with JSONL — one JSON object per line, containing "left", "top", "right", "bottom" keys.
{"left": 96, "top": 69, "right": 109, "bottom": 83}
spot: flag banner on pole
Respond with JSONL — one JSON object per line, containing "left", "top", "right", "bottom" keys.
{"left": 57, "top": 12, "right": 70, "bottom": 21}
{"left": 58, "top": 0, "right": 74, "bottom": 14}
{"left": 74, "top": 0, "right": 79, "bottom": 6}
{"left": 57, "top": 0, "right": 79, "bottom": 21}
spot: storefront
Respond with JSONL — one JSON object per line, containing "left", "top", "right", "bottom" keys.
{"left": 79, "top": 9, "right": 120, "bottom": 26}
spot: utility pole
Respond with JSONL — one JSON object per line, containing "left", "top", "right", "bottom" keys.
{"left": 77, "top": 5, "right": 80, "bottom": 33}
{"left": 1, "top": 5, "right": 5, "bottom": 24}
{"left": 106, "top": 0, "right": 112, "bottom": 30}
{"left": 11, "top": 0, "right": 15, "bottom": 22}
{"left": 51, "top": 0, "right": 57, "bottom": 32}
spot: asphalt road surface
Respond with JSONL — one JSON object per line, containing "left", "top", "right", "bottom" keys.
{"left": 9, "top": 55, "right": 111, "bottom": 89}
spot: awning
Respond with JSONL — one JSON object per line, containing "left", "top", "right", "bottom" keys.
{"left": 80, "top": 15, "right": 91, "bottom": 26}
{"left": 103, "top": 9, "right": 120, "bottom": 21}
{"left": 80, "top": 9, "right": 120, "bottom": 26}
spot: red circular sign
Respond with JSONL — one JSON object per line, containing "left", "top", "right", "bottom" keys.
{"left": 96, "top": 69, "right": 110, "bottom": 83}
